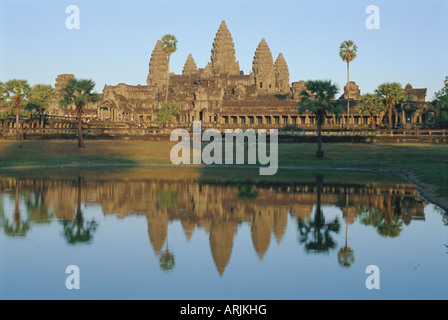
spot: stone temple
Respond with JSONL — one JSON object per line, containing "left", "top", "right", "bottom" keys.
{"left": 47, "top": 20, "right": 434, "bottom": 129}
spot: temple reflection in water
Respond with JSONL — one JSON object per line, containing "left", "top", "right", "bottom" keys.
{"left": 0, "top": 175, "right": 427, "bottom": 275}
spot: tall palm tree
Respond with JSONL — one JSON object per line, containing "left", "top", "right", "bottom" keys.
{"left": 339, "top": 41, "right": 358, "bottom": 130}
{"left": 161, "top": 34, "right": 178, "bottom": 102}
{"left": 358, "top": 93, "right": 385, "bottom": 129}
{"left": 59, "top": 78, "right": 99, "bottom": 148}
{"left": 375, "top": 82, "right": 405, "bottom": 129}
{"left": 298, "top": 80, "right": 343, "bottom": 159}
{"left": 4, "top": 80, "right": 31, "bottom": 140}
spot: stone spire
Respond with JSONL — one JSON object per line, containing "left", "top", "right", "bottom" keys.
{"left": 274, "top": 53, "right": 290, "bottom": 94}
{"left": 209, "top": 221, "right": 236, "bottom": 276}
{"left": 340, "top": 81, "right": 361, "bottom": 100}
{"left": 251, "top": 209, "right": 274, "bottom": 260}
{"left": 182, "top": 54, "right": 198, "bottom": 75}
{"left": 210, "top": 21, "right": 240, "bottom": 75}
{"left": 146, "top": 40, "right": 169, "bottom": 88}
{"left": 252, "top": 38, "right": 275, "bottom": 92}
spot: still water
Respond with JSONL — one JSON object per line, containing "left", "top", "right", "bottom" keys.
{"left": 0, "top": 168, "right": 447, "bottom": 300}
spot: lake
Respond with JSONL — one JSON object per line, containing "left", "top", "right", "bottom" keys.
{"left": 0, "top": 167, "right": 447, "bottom": 300}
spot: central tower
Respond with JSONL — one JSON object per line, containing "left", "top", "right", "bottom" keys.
{"left": 210, "top": 21, "right": 240, "bottom": 76}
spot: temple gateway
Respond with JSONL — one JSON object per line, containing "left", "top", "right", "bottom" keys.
{"left": 47, "top": 21, "right": 434, "bottom": 130}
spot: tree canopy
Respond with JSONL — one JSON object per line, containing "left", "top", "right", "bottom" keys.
{"left": 59, "top": 78, "right": 99, "bottom": 111}
{"left": 298, "top": 80, "right": 343, "bottom": 124}
{"left": 375, "top": 82, "right": 405, "bottom": 129}
{"left": 155, "top": 102, "right": 180, "bottom": 126}
{"left": 432, "top": 76, "right": 448, "bottom": 128}
{"left": 26, "top": 84, "right": 55, "bottom": 115}
{"left": 161, "top": 34, "right": 178, "bottom": 58}
{"left": 358, "top": 93, "right": 385, "bottom": 128}
{"left": 339, "top": 40, "right": 358, "bottom": 63}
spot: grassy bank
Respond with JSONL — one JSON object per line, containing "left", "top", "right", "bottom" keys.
{"left": 0, "top": 139, "right": 447, "bottom": 209}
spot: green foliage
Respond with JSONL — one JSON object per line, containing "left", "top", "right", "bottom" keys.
{"left": 159, "top": 249, "right": 175, "bottom": 271}
{"left": 0, "top": 81, "right": 5, "bottom": 102}
{"left": 338, "top": 246, "right": 355, "bottom": 268}
{"left": 25, "top": 84, "right": 55, "bottom": 114}
{"left": 432, "top": 76, "right": 448, "bottom": 128}
{"left": 375, "top": 82, "right": 405, "bottom": 128}
{"left": 375, "top": 82, "right": 405, "bottom": 106}
{"left": 59, "top": 78, "right": 99, "bottom": 112}
{"left": 161, "top": 34, "right": 178, "bottom": 57}
{"left": 2, "top": 79, "right": 31, "bottom": 110}
{"left": 298, "top": 80, "right": 343, "bottom": 125}
{"left": 339, "top": 40, "right": 357, "bottom": 63}
{"left": 358, "top": 93, "right": 385, "bottom": 116}
{"left": 358, "top": 206, "right": 404, "bottom": 238}
{"left": 155, "top": 102, "right": 180, "bottom": 125}
{"left": 156, "top": 189, "right": 179, "bottom": 208}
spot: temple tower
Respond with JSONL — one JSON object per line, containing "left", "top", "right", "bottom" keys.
{"left": 210, "top": 21, "right": 240, "bottom": 75}
{"left": 182, "top": 54, "right": 198, "bottom": 75}
{"left": 55, "top": 74, "right": 75, "bottom": 98}
{"left": 340, "top": 81, "right": 361, "bottom": 100}
{"left": 252, "top": 38, "right": 275, "bottom": 92}
{"left": 146, "top": 40, "right": 169, "bottom": 88}
{"left": 274, "top": 53, "right": 290, "bottom": 94}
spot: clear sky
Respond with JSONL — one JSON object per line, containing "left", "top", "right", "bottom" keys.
{"left": 1, "top": 0, "right": 447, "bottom": 100}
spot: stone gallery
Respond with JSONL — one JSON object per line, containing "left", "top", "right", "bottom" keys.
{"left": 47, "top": 21, "right": 433, "bottom": 130}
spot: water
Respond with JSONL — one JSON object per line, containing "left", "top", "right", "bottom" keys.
{"left": 0, "top": 168, "right": 446, "bottom": 300}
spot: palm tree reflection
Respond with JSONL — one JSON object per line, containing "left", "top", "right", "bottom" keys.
{"left": 60, "top": 177, "right": 98, "bottom": 245}
{"left": 1, "top": 178, "right": 30, "bottom": 237}
{"left": 159, "top": 231, "right": 175, "bottom": 272}
{"left": 358, "top": 196, "right": 404, "bottom": 238}
{"left": 338, "top": 192, "right": 355, "bottom": 268}
{"left": 297, "top": 176, "right": 340, "bottom": 254}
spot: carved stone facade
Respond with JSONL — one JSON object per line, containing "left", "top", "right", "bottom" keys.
{"left": 210, "top": 20, "right": 240, "bottom": 76}
{"left": 274, "top": 53, "right": 290, "bottom": 94}
{"left": 45, "top": 20, "right": 434, "bottom": 129}
{"left": 252, "top": 38, "right": 275, "bottom": 93}
{"left": 146, "top": 40, "right": 169, "bottom": 89}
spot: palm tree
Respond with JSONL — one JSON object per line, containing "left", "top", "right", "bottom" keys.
{"left": 161, "top": 34, "right": 178, "bottom": 102}
{"left": 298, "top": 80, "right": 343, "bottom": 159}
{"left": 339, "top": 40, "right": 358, "bottom": 130}
{"left": 3, "top": 80, "right": 31, "bottom": 140}
{"left": 375, "top": 82, "right": 405, "bottom": 129}
{"left": 358, "top": 93, "right": 385, "bottom": 129}
{"left": 59, "top": 78, "right": 99, "bottom": 148}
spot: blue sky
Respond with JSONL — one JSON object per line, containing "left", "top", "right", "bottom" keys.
{"left": 1, "top": 0, "right": 447, "bottom": 100}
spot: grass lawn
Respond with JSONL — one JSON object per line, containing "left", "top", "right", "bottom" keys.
{"left": 0, "top": 139, "right": 447, "bottom": 210}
